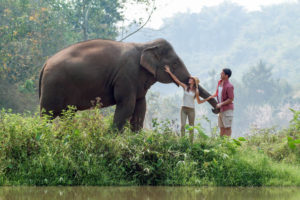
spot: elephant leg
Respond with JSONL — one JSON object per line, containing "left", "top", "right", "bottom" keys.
{"left": 130, "top": 97, "right": 146, "bottom": 132}
{"left": 113, "top": 96, "right": 136, "bottom": 131}
{"left": 40, "top": 95, "right": 65, "bottom": 119}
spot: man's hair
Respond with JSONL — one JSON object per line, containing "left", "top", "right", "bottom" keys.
{"left": 223, "top": 68, "right": 232, "bottom": 78}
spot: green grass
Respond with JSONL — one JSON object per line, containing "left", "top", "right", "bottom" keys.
{"left": 0, "top": 108, "right": 299, "bottom": 186}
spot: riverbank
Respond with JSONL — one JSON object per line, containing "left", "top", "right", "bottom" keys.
{"left": 0, "top": 108, "right": 299, "bottom": 186}
{"left": 1, "top": 186, "right": 300, "bottom": 200}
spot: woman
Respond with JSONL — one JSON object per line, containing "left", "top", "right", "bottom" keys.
{"left": 165, "top": 65, "right": 205, "bottom": 143}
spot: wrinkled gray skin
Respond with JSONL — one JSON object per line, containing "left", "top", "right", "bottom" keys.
{"left": 39, "top": 38, "right": 219, "bottom": 131}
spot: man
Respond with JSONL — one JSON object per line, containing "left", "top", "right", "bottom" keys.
{"left": 206, "top": 68, "right": 234, "bottom": 137}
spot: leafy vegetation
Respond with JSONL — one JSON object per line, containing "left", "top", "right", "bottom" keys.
{"left": 0, "top": 108, "right": 299, "bottom": 186}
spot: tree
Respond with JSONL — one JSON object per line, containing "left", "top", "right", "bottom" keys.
{"left": 240, "top": 60, "right": 288, "bottom": 105}
{"left": 0, "top": 0, "right": 75, "bottom": 84}
{"left": 66, "top": 0, "right": 123, "bottom": 41}
{"left": 65, "top": 0, "right": 155, "bottom": 41}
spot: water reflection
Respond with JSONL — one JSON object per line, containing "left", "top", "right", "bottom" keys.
{"left": 0, "top": 186, "right": 299, "bottom": 200}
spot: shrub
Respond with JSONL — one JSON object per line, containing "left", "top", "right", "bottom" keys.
{"left": 0, "top": 108, "right": 300, "bottom": 186}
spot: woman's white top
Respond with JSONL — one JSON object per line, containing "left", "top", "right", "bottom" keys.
{"left": 182, "top": 88, "right": 195, "bottom": 108}
{"left": 218, "top": 85, "right": 223, "bottom": 103}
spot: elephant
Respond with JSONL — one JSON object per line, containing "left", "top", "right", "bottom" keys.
{"left": 39, "top": 38, "right": 219, "bottom": 131}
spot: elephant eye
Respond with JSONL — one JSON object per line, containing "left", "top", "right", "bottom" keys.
{"left": 173, "top": 61, "right": 179, "bottom": 68}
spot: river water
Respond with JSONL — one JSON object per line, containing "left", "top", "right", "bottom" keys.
{"left": 0, "top": 186, "right": 299, "bottom": 200}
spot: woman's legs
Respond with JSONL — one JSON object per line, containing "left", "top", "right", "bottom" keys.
{"left": 181, "top": 107, "right": 195, "bottom": 143}
{"left": 180, "top": 107, "right": 188, "bottom": 137}
{"left": 187, "top": 108, "right": 195, "bottom": 143}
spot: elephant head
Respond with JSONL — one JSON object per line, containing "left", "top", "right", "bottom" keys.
{"left": 140, "top": 39, "right": 219, "bottom": 114}
{"left": 140, "top": 39, "right": 190, "bottom": 84}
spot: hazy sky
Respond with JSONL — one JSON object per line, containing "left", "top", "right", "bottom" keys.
{"left": 124, "top": 0, "right": 297, "bottom": 29}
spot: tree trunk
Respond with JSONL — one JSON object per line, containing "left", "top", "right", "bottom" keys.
{"left": 82, "top": 2, "right": 90, "bottom": 41}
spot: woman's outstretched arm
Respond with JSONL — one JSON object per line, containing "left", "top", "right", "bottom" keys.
{"left": 196, "top": 89, "right": 206, "bottom": 104}
{"left": 165, "top": 65, "right": 187, "bottom": 89}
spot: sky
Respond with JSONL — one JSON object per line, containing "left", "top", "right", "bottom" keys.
{"left": 124, "top": 0, "right": 298, "bottom": 29}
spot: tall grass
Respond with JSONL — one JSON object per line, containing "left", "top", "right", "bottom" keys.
{"left": 0, "top": 108, "right": 299, "bottom": 186}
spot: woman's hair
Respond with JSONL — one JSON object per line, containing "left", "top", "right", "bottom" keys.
{"left": 187, "top": 77, "right": 196, "bottom": 92}
{"left": 187, "top": 82, "right": 197, "bottom": 99}
{"left": 187, "top": 84, "right": 196, "bottom": 92}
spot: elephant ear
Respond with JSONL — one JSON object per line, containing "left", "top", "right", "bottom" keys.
{"left": 140, "top": 46, "right": 160, "bottom": 77}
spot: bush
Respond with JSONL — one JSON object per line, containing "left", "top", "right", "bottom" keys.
{"left": 0, "top": 108, "right": 300, "bottom": 186}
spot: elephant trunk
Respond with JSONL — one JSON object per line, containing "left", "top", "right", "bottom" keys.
{"left": 198, "top": 84, "right": 220, "bottom": 114}
{"left": 176, "top": 60, "right": 191, "bottom": 84}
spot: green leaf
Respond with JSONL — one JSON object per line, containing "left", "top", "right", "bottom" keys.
{"left": 287, "top": 136, "right": 294, "bottom": 142}
{"left": 238, "top": 137, "right": 246, "bottom": 141}
{"left": 36, "top": 133, "right": 42, "bottom": 141}
{"left": 233, "top": 139, "right": 241, "bottom": 146}
{"left": 293, "top": 139, "right": 300, "bottom": 144}
{"left": 289, "top": 108, "right": 296, "bottom": 113}
{"left": 194, "top": 126, "right": 208, "bottom": 139}
{"left": 204, "top": 149, "right": 210, "bottom": 154}
{"left": 73, "top": 129, "right": 80, "bottom": 136}
{"left": 288, "top": 142, "right": 296, "bottom": 149}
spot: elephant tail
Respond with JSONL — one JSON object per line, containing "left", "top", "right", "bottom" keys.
{"left": 39, "top": 63, "right": 46, "bottom": 99}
